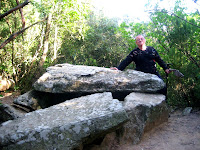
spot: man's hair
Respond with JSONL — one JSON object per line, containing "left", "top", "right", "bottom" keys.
{"left": 135, "top": 35, "right": 145, "bottom": 40}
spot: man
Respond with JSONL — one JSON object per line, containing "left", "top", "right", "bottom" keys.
{"left": 111, "top": 35, "right": 171, "bottom": 95}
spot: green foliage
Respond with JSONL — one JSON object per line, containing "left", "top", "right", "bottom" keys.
{"left": 148, "top": 2, "right": 200, "bottom": 107}
{"left": 1, "top": 0, "right": 199, "bottom": 107}
{"left": 59, "top": 14, "right": 130, "bottom": 68}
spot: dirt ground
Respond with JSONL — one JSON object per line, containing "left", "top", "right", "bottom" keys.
{"left": 117, "top": 108, "right": 200, "bottom": 150}
{"left": 0, "top": 90, "right": 21, "bottom": 105}
{"left": 1, "top": 91, "right": 200, "bottom": 150}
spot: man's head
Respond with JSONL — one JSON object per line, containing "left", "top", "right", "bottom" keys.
{"left": 135, "top": 35, "right": 146, "bottom": 47}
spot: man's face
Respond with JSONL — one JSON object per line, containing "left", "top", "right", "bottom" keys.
{"left": 136, "top": 36, "right": 146, "bottom": 47}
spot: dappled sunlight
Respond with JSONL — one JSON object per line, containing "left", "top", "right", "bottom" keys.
{"left": 0, "top": 92, "right": 12, "bottom": 98}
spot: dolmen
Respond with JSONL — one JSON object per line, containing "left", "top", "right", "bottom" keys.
{"left": 0, "top": 63, "right": 169, "bottom": 150}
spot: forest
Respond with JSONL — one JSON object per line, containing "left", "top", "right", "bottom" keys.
{"left": 0, "top": 0, "right": 200, "bottom": 107}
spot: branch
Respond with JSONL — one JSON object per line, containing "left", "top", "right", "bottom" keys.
{"left": 170, "top": 12, "right": 200, "bottom": 29}
{"left": 175, "top": 43, "right": 200, "bottom": 68}
{"left": 184, "top": 50, "right": 200, "bottom": 68}
{"left": 0, "top": 0, "right": 29, "bottom": 20}
{"left": 0, "top": 18, "right": 47, "bottom": 49}
{"left": 157, "top": 39, "right": 170, "bottom": 52}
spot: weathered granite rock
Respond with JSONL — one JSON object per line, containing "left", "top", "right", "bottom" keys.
{"left": 13, "top": 90, "right": 41, "bottom": 110}
{"left": 82, "top": 92, "right": 169, "bottom": 149}
{"left": 0, "top": 104, "right": 25, "bottom": 124}
{"left": 182, "top": 107, "right": 192, "bottom": 116}
{"left": 119, "top": 92, "right": 169, "bottom": 145}
{"left": 0, "top": 92, "right": 128, "bottom": 150}
{"left": 33, "top": 63, "right": 165, "bottom": 93}
{"left": 1, "top": 64, "right": 169, "bottom": 150}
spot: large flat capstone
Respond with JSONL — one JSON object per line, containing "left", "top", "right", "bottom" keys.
{"left": 33, "top": 63, "right": 165, "bottom": 93}
{"left": 0, "top": 92, "right": 128, "bottom": 150}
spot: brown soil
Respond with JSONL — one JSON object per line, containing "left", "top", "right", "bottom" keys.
{"left": 0, "top": 90, "right": 21, "bottom": 105}
{"left": 0, "top": 91, "right": 200, "bottom": 150}
{"left": 117, "top": 108, "right": 200, "bottom": 150}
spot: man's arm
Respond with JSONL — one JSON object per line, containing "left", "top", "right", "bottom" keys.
{"left": 117, "top": 55, "right": 133, "bottom": 71}
{"left": 153, "top": 49, "right": 169, "bottom": 73}
{"left": 110, "top": 55, "right": 133, "bottom": 71}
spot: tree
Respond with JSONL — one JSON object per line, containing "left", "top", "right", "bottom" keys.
{"left": 0, "top": 0, "right": 93, "bottom": 91}
{"left": 59, "top": 13, "right": 131, "bottom": 68}
{"left": 148, "top": 3, "right": 200, "bottom": 106}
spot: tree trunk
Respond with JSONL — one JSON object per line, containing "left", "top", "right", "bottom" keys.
{"left": 26, "top": 33, "right": 44, "bottom": 75}
{"left": 53, "top": 26, "right": 58, "bottom": 60}
{"left": 38, "top": 14, "right": 52, "bottom": 72}
{"left": 16, "top": 0, "right": 26, "bottom": 29}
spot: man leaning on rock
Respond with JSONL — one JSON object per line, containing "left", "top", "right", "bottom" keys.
{"left": 111, "top": 35, "right": 171, "bottom": 95}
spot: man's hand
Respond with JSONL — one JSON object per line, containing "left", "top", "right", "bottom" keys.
{"left": 110, "top": 67, "right": 118, "bottom": 70}
{"left": 165, "top": 69, "right": 172, "bottom": 74}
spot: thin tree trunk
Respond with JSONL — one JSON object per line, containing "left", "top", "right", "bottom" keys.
{"left": 11, "top": 40, "right": 18, "bottom": 83}
{"left": 26, "top": 35, "right": 44, "bottom": 75}
{"left": 38, "top": 14, "right": 52, "bottom": 70}
{"left": 5, "top": 19, "right": 17, "bottom": 82}
{"left": 16, "top": 0, "right": 25, "bottom": 29}
{"left": 53, "top": 26, "right": 58, "bottom": 60}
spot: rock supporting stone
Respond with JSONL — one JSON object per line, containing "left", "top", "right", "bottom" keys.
{"left": 120, "top": 92, "right": 168, "bottom": 144}
{"left": 0, "top": 92, "right": 128, "bottom": 150}
{"left": 83, "top": 92, "right": 168, "bottom": 149}
{"left": 0, "top": 104, "right": 25, "bottom": 124}
{"left": 13, "top": 90, "right": 41, "bottom": 110}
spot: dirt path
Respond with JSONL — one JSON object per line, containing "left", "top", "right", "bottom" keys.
{"left": 1, "top": 92, "right": 200, "bottom": 150}
{"left": 117, "top": 108, "right": 200, "bottom": 150}
{"left": 0, "top": 91, "right": 21, "bottom": 105}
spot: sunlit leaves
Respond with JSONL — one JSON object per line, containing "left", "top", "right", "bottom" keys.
{"left": 148, "top": 1, "right": 200, "bottom": 106}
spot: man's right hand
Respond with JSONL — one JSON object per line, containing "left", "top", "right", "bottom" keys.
{"left": 110, "top": 67, "right": 118, "bottom": 70}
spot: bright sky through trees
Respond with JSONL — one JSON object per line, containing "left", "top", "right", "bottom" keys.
{"left": 92, "top": 0, "right": 200, "bottom": 22}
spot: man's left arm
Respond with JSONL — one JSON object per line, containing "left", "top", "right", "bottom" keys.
{"left": 154, "top": 49, "right": 170, "bottom": 73}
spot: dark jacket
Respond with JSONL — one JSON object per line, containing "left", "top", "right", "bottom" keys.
{"left": 117, "top": 46, "right": 168, "bottom": 74}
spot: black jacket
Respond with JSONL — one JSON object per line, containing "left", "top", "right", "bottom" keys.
{"left": 117, "top": 46, "right": 168, "bottom": 74}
